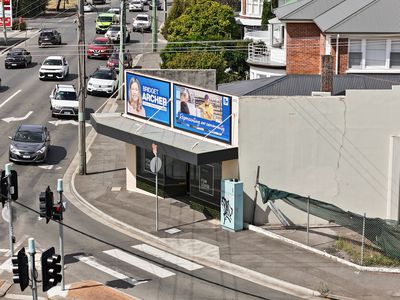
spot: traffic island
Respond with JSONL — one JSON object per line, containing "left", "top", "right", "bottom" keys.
{"left": 0, "top": 280, "right": 12, "bottom": 297}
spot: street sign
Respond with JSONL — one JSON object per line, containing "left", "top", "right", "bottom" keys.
{"left": 150, "top": 157, "right": 162, "bottom": 173}
{"left": 0, "top": 0, "right": 12, "bottom": 28}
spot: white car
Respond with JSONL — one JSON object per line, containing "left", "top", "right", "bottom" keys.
{"left": 39, "top": 56, "right": 69, "bottom": 80}
{"left": 105, "top": 25, "right": 130, "bottom": 43}
{"left": 132, "top": 14, "right": 151, "bottom": 32}
{"left": 129, "top": 0, "right": 144, "bottom": 11}
{"left": 84, "top": 2, "right": 94, "bottom": 12}
{"left": 87, "top": 67, "right": 118, "bottom": 95}
{"left": 50, "top": 84, "right": 78, "bottom": 117}
{"left": 107, "top": 8, "right": 120, "bottom": 21}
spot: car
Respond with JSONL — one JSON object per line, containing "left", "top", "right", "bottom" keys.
{"left": 90, "top": 0, "right": 106, "bottom": 4}
{"left": 149, "top": 0, "right": 162, "bottom": 10}
{"left": 5, "top": 48, "right": 32, "bottom": 68}
{"left": 87, "top": 37, "right": 114, "bottom": 59}
{"left": 107, "top": 8, "right": 120, "bottom": 21}
{"left": 49, "top": 84, "right": 78, "bottom": 117}
{"left": 106, "top": 51, "right": 133, "bottom": 71}
{"left": 84, "top": 2, "right": 94, "bottom": 12}
{"left": 95, "top": 13, "right": 118, "bottom": 34}
{"left": 132, "top": 14, "right": 151, "bottom": 32}
{"left": 105, "top": 25, "right": 130, "bottom": 43}
{"left": 39, "top": 56, "right": 69, "bottom": 80}
{"left": 87, "top": 66, "right": 118, "bottom": 95}
{"left": 38, "top": 29, "right": 61, "bottom": 47}
{"left": 129, "top": 0, "right": 144, "bottom": 12}
{"left": 9, "top": 124, "right": 51, "bottom": 163}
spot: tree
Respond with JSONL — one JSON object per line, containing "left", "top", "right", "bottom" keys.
{"left": 161, "top": 0, "right": 193, "bottom": 38}
{"left": 261, "top": 0, "right": 270, "bottom": 30}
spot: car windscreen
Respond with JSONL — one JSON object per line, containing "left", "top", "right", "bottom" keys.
{"left": 108, "top": 26, "right": 119, "bottom": 32}
{"left": 93, "top": 70, "right": 113, "bottom": 80}
{"left": 43, "top": 59, "right": 62, "bottom": 65}
{"left": 93, "top": 39, "right": 107, "bottom": 45}
{"left": 14, "top": 131, "right": 44, "bottom": 143}
{"left": 7, "top": 52, "right": 23, "bottom": 57}
{"left": 40, "top": 32, "right": 54, "bottom": 36}
{"left": 98, "top": 16, "right": 113, "bottom": 22}
{"left": 56, "top": 91, "right": 77, "bottom": 100}
{"left": 136, "top": 16, "right": 148, "bottom": 21}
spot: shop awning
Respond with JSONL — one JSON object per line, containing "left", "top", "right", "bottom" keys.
{"left": 91, "top": 113, "right": 238, "bottom": 166}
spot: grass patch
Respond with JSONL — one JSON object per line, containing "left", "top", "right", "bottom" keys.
{"left": 335, "top": 238, "right": 400, "bottom": 267}
{"left": 47, "top": 0, "right": 77, "bottom": 10}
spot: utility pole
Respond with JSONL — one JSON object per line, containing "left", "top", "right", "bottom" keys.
{"left": 27, "top": 238, "right": 38, "bottom": 300}
{"left": 77, "top": 0, "right": 86, "bottom": 175}
{"left": 118, "top": 0, "right": 126, "bottom": 100}
{"left": 5, "top": 163, "right": 13, "bottom": 257}
{"left": 57, "top": 179, "right": 65, "bottom": 291}
{"left": 151, "top": 0, "right": 157, "bottom": 52}
{"left": 2, "top": 0, "right": 7, "bottom": 46}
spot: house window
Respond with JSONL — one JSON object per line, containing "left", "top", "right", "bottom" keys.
{"left": 348, "top": 39, "right": 362, "bottom": 69}
{"left": 246, "top": 0, "right": 263, "bottom": 16}
{"left": 365, "top": 39, "right": 386, "bottom": 67}
{"left": 390, "top": 40, "right": 400, "bottom": 68}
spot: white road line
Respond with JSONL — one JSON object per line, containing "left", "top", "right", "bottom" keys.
{"left": 5, "top": 295, "right": 47, "bottom": 300}
{"left": 2, "top": 110, "right": 33, "bottom": 123}
{"left": 46, "top": 285, "right": 70, "bottom": 298}
{"left": 103, "top": 249, "right": 175, "bottom": 278}
{"left": 132, "top": 244, "right": 203, "bottom": 271}
{"left": 0, "top": 89, "right": 22, "bottom": 109}
{"left": 0, "top": 249, "right": 7, "bottom": 252}
{"left": 75, "top": 255, "right": 147, "bottom": 286}
{"left": 0, "top": 257, "right": 11, "bottom": 271}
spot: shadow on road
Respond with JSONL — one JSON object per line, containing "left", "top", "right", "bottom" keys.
{"left": 46, "top": 145, "right": 67, "bottom": 165}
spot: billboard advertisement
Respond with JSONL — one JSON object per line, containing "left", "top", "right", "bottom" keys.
{"left": 0, "top": 0, "right": 12, "bottom": 28}
{"left": 173, "top": 84, "right": 232, "bottom": 144}
{"left": 125, "top": 72, "right": 171, "bottom": 126}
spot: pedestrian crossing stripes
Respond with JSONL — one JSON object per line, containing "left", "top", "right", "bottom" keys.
{"left": 103, "top": 249, "right": 175, "bottom": 278}
{"left": 132, "top": 244, "right": 203, "bottom": 271}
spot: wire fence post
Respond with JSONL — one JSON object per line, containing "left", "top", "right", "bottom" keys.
{"left": 360, "top": 212, "right": 366, "bottom": 266}
{"left": 306, "top": 196, "right": 310, "bottom": 246}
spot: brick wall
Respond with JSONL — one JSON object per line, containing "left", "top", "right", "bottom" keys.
{"left": 331, "top": 38, "right": 348, "bottom": 74}
{"left": 286, "top": 23, "right": 324, "bottom": 74}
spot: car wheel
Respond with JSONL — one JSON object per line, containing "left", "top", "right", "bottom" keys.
{"left": 24, "top": 61, "right": 28, "bottom": 68}
{"left": 5, "top": 65, "right": 8, "bottom": 69}
{"left": 126, "top": 34, "right": 130, "bottom": 43}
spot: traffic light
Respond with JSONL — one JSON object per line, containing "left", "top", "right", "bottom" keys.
{"left": 12, "top": 247, "right": 29, "bottom": 291}
{"left": 52, "top": 203, "right": 63, "bottom": 221}
{"left": 0, "top": 170, "right": 6, "bottom": 207}
{"left": 41, "top": 247, "right": 62, "bottom": 292}
{"left": 39, "top": 186, "right": 53, "bottom": 224}
{"left": 1, "top": 170, "right": 18, "bottom": 201}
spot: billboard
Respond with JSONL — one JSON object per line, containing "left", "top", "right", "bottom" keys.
{"left": 125, "top": 72, "right": 171, "bottom": 126}
{"left": 0, "top": 0, "right": 12, "bottom": 28}
{"left": 173, "top": 84, "right": 232, "bottom": 144}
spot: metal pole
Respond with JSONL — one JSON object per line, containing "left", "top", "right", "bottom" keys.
{"left": 5, "top": 163, "right": 13, "bottom": 257}
{"left": 361, "top": 212, "right": 366, "bottom": 266}
{"left": 163, "top": 0, "right": 167, "bottom": 21}
{"left": 306, "top": 196, "right": 310, "bottom": 246}
{"left": 28, "top": 238, "right": 37, "bottom": 300}
{"left": 57, "top": 179, "right": 65, "bottom": 291}
{"left": 78, "top": 0, "right": 86, "bottom": 175}
{"left": 251, "top": 166, "right": 260, "bottom": 225}
{"left": 151, "top": 0, "right": 157, "bottom": 52}
{"left": 118, "top": 0, "right": 126, "bottom": 100}
{"left": 2, "top": 0, "right": 7, "bottom": 46}
{"left": 155, "top": 154, "right": 158, "bottom": 231}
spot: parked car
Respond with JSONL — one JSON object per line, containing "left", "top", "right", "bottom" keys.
{"left": 149, "top": 0, "right": 162, "bottom": 10}
{"left": 5, "top": 48, "right": 32, "bottom": 69}
{"left": 87, "top": 37, "right": 114, "bottom": 59}
{"left": 90, "top": 0, "right": 106, "bottom": 4}
{"left": 105, "top": 25, "right": 130, "bottom": 43}
{"left": 129, "top": 0, "right": 144, "bottom": 12}
{"left": 132, "top": 14, "right": 151, "bottom": 32}
{"left": 39, "top": 56, "right": 69, "bottom": 80}
{"left": 87, "top": 66, "right": 118, "bottom": 95}
{"left": 106, "top": 51, "right": 133, "bottom": 71}
{"left": 49, "top": 84, "right": 78, "bottom": 117}
{"left": 95, "top": 13, "right": 118, "bottom": 34}
{"left": 38, "top": 29, "right": 62, "bottom": 47}
{"left": 9, "top": 124, "right": 51, "bottom": 163}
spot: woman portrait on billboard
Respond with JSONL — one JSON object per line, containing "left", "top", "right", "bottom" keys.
{"left": 127, "top": 77, "right": 146, "bottom": 117}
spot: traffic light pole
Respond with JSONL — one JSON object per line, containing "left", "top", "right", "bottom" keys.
{"left": 5, "top": 163, "right": 14, "bottom": 257}
{"left": 151, "top": 0, "right": 157, "bottom": 52}
{"left": 57, "top": 179, "right": 65, "bottom": 291}
{"left": 28, "top": 238, "right": 38, "bottom": 300}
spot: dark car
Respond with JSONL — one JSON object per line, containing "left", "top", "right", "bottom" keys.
{"left": 5, "top": 48, "right": 32, "bottom": 68}
{"left": 9, "top": 125, "right": 51, "bottom": 163}
{"left": 149, "top": 0, "right": 162, "bottom": 10}
{"left": 106, "top": 51, "right": 133, "bottom": 71}
{"left": 38, "top": 29, "right": 62, "bottom": 47}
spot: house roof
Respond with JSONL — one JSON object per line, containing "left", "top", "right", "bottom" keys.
{"left": 218, "top": 74, "right": 400, "bottom": 96}
{"left": 275, "top": 0, "right": 400, "bottom": 34}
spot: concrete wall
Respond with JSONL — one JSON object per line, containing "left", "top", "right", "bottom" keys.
{"left": 239, "top": 86, "right": 400, "bottom": 225}
{"left": 134, "top": 69, "right": 217, "bottom": 90}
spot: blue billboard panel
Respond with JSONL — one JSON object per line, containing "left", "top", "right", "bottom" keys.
{"left": 125, "top": 72, "right": 171, "bottom": 126}
{"left": 173, "top": 84, "right": 232, "bottom": 144}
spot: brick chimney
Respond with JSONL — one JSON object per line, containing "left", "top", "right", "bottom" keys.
{"left": 321, "top": 55, "right": 333, "bottom": 94}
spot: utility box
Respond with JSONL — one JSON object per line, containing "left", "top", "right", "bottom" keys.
{"left": 220, "top": 179, "right": 243, "bottom": 231}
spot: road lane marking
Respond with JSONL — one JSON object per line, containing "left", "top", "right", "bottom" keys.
{"left": 75, "top": 255, "right": 148, "bottom": 286}
{"left": 132, "top": 244, "right": 203, "bottom": 271}
{"left": 48, "top": 120, "right": 92, "bottom": 126}
{"left": 2, "top": 110, "right": 33, "bottom": 123}
{"left": 0, "top": 89, "right": 21, "bottom": 109}
{"left": 4, "top": 294, "right": 47, "bottom": 300}
{"left": 103, "top": 249, "right": 175, "bottom": 278}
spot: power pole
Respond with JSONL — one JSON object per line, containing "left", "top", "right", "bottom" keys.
{"left": 77, "top": 0, "right": 86, "bottom": 175}
{"left": 151, "top": 0, "right": 157, "bottom": 52}
{"left": 2, "top": 0, "right": 7, "bottom": 46}
{"left": 118, "top": 0, "right": 126, "bottom": 100}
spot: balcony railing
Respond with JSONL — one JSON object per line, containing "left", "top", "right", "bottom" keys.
{"left": 247, "top": 43, "right": 286, "bottom": 66}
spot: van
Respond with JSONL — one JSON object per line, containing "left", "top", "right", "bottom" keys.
{"left": 95, "top": 13, "right": 118, "bottom": 34}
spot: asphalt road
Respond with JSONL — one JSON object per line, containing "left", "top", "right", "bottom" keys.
{"left": 0, "top": 2, "right": 302, "bottom": 300}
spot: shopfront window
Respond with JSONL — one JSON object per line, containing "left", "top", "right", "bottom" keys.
{"left": 137, "top": 148, "right": 165, "bottom": 184}
{"left": 190, "top": 162, "right": 222, "bottom": 208}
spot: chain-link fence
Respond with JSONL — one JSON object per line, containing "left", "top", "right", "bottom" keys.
{"left": 257, "top": 183, "right": 400, "bottom": 267}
